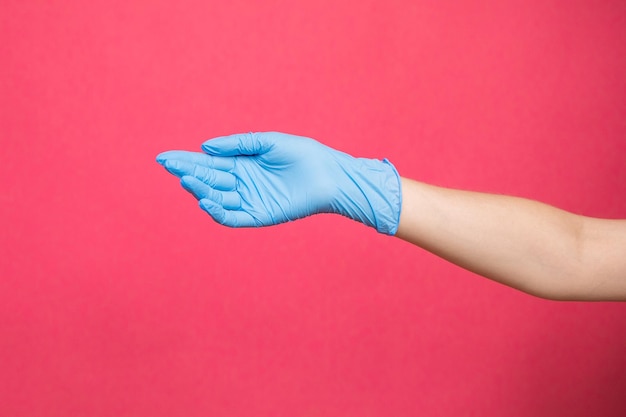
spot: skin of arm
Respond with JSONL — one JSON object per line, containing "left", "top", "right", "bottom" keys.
{"left": 395, "top": 177, "right": 626, "bottom": 301}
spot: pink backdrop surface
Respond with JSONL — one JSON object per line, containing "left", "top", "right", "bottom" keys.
{"left": 1, "top": 0, "right": 625, "bottom": 416}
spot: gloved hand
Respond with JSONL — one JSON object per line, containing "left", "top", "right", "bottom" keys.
{"left": 156, "top": 132, "right": 402, "bottom": 235}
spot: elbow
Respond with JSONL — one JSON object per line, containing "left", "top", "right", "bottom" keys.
{"left": 535, "top": 216, "right": 590, "bottom": 301}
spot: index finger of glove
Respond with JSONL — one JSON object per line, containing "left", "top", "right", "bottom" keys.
{"left": 163, "top": 160, "right": 237, "bottom": 191}
{"left": 156, "top": 150, "right": 235, "bottom": 172}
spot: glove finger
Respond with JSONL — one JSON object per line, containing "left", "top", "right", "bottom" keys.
{"left": 156, "top": 150, "right": 235, "bottom": 171}
{"left": 201, "top": 132, "right": 273, "bottom": 156}
{"left": 163, "top": 160, "right": 237, "bottom": 191}
{"left": 199, "top": 198, "right": 257, "bottom": 228}
{"left": 180, "top": 176, "right": 241, "bottom": 210}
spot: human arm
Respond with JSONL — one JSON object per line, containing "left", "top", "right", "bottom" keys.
{"left": 396, "top": 177, "right": 626, "bottom": 301}
{"left": 156, "top": 132, "right": 626, "bottom": 301}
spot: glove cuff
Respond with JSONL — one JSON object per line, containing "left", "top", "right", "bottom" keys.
{"left": 376, "top": 159, "right": 402, "bottom": 235}
{"left": 333, "top": 157, "right": 403, "bottom": 235}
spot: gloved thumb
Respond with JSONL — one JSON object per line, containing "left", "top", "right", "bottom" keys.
{"left": 202, "top": 132, "right": 273, "bottom": 156}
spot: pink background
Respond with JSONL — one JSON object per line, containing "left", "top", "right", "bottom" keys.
{"left": 1, "top": 0, "right": 625, "bottom": 415}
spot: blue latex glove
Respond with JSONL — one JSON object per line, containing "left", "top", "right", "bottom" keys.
{"left": 156, "top": 132, "right": 402, "bottom": 235}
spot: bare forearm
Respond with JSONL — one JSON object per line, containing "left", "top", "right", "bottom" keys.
{"left": 395, "top": 178, "right": 626, "bottom": 300}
